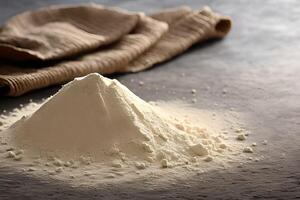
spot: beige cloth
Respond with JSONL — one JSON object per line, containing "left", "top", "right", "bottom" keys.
{"left": 0, "top": 4, "right": 231, "bottom": 96}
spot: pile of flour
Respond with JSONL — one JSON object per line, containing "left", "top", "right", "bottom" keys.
{"left": 2, "top": 73, "right": 232, "bottom": 169}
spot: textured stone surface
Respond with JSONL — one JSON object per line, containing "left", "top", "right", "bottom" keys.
{"left": 0, "top": 0, "right": 300, "bottom": 199}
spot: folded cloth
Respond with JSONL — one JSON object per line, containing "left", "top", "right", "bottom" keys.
{"left": 0, "top": 4, "right": 231, "bottom": 96}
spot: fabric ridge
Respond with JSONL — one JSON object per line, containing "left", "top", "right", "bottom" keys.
{"left": 0, "top": 4, "right": 231, "bottom": 96}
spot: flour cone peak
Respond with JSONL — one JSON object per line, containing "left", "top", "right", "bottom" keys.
{"left": 6, "top": 73, "right": 225, "bottom": 165}
{"left": 8, "top": 74, "right": 155, "bottom": 157}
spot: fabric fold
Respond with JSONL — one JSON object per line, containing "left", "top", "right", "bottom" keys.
{"left": 0, "top": 4, "right": 231, "bottom": 96}
{"left": 123, "top": 6, "right": 231, "bottom": 72}
{"left": 0, "top": 4, "right": 139, "bottom": 61}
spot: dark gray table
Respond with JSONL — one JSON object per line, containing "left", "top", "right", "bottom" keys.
{"left": 0, "top": 0, "right": 299, "bottom": 199}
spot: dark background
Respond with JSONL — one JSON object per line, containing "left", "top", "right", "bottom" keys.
{"left": 0, "top": 0, "right": 300, "bottom": 199}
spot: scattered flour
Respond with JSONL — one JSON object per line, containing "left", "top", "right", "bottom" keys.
{"left": 236, "top": 134, "right": 246, "bottom": 141}
{"left": 0, "top": 73, "right": 261, "bottom": 184}
{"left": 4, "top": 74, "right": 229, "bottom": 166}
{"left": 243, "top": 147, "right": 254, "bottom": 153}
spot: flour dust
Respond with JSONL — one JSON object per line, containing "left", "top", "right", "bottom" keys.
{"left": 0, "top": 73, "right": 261, "bottom": 185}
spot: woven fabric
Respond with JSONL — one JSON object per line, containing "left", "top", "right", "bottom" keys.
{"left": 0, "top": 4, "right": 231, "bottom": 96}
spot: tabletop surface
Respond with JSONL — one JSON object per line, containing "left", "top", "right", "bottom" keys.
{"left": 0, "top": 0, "right": 300, "bottom": 199}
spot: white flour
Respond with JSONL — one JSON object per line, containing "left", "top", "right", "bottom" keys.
{"left": 0, "top": 73, "right": 259, "bottom": 183}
